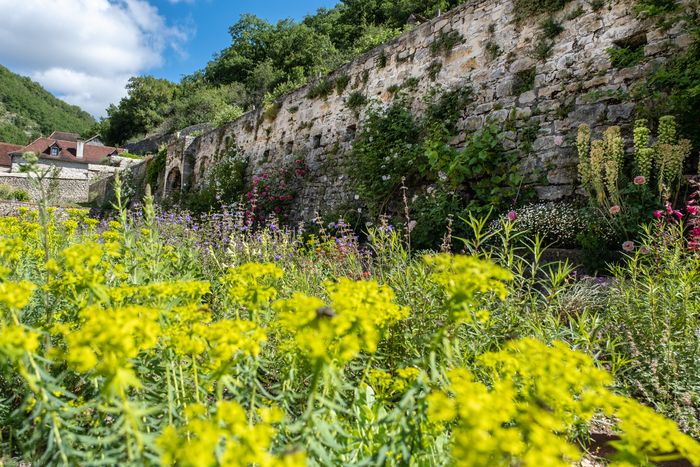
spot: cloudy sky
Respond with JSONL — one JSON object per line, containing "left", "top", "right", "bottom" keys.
{"left": 0, "top": 0, "right": 336, "bottom": 118}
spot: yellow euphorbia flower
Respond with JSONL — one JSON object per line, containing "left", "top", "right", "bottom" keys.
{"left": 273, "top": 278, "right": 409, "bottom": 364}
{"left": 157, "top": 400, "right": 305, "bottom": 467}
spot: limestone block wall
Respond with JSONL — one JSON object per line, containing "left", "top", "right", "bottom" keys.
{"left": 164, "top": 0, "right": 693, "bottom": 220}
{"left": 0, "top": 173, "right": 89, "bottom": 204}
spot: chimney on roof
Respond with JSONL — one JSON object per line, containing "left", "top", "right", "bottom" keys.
{"left": 76, "top": 138, "right": 84, "bottom": 159}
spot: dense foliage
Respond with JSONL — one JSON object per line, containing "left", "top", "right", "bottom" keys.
{"left": 2, "top": 171, "right": 700, "bottom": 465}
{"left": 349, "top": 88, "right": 525, "bottom": 249}
{"left": 0, "top": 65, "right": 95, "bottom": 145}
{"left": 98, "top": 0, "right": 471, "bottom": 145}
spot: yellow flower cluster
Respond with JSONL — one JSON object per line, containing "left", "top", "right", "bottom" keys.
{"left": 57, "top": 305, "right": 161, "bottom": 395}
{"left": 157, "top": 401, "right": 305, "bottom": 467}
{"left": 164, "top": 305, "right": 267, "bottom": 373}
{"left": 0, "top": 325, "right": 40, "bottom": 362}
{"left": 424, "top": 254, "right": 512, "bottom": 323}
{"left": 220, "top": 263, "right": 283, "bottom": 311}
{"left": 274, "top": 278, "right": 409, "bottom": 364}
{"left": 367, "top": 367, "right": 421, "bottom": 399}
{"left": 428, "top": 338, "right": 700, "bottom": 466}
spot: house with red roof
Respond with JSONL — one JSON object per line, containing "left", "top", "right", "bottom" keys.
{"left": 6, "top": 131, "right": 124, "bottom": 177}
{"left": 0, "top": 142, "right": 23, "bottom": 172}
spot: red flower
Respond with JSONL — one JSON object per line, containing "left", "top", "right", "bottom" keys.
{"left": 687, "top": 205, "right": 699, "bottom": 216}
{"left": 274, "top": 207, "right": 281, "bottom": 213}
{"left": 270, "top": 196, "right": 275, "bottom": 201}
{"left": 279, "top": 195, "right": 286, "bottom": 201}
{"left": 674, "top": 210, "right": 684, "bottom": 219}
{"left": 653, "top": 210, "right": 663, "bottom": 219}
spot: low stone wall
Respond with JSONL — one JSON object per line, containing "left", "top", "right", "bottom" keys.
{"left": 0, "top": 173, "right": 89, "bottom": 204}
{"left": 89, "top": 158, "right": 150, "bottom": 207}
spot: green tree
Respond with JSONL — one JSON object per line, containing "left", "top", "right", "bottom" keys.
{"left": 102, "top": 76, "right": 177, "bottom": 145}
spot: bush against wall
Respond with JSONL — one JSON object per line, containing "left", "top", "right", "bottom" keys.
{"left": 349, "top": 88, "right": 528, "bottom": 249}
{"left": 184, "top": 146, "right": 248, "bottom": 213}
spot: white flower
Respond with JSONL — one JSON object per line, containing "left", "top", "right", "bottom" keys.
{"left": 438, "top": 171, "right": 447, "bottom": 181}
{"left": 407, "top": 220, "right": 417, "bottom": 232}
{"left": 354, "top": 194, "right": 360, "bottom": 200}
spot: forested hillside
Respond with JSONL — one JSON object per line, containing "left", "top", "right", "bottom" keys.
{"left": 100, "top": 0, "right": 468, "bottom": 145}
{"left": 0, "top": 65, "right": 95, "bottom": 145}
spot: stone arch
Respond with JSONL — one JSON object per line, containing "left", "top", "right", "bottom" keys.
{"left": 165, "top": 167, "right": 182, "bottom": 196}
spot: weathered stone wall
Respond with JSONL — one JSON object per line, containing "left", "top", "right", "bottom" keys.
{"left": 0, "top": 173, "right": 89, "bottom": 204}
{"left": 89, "top": 158, "right": 150, "bottom": 207}
{"left": 164, "top": 0, "right": 693, "bottom": 219}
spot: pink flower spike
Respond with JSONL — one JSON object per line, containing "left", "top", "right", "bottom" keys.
{"left": 687, "top": 205, "right": 699, "bottom": 216}
{"left": 674, "top": 210, "right": 684, "bottom": 219}
{"left": 653, "top": 210, "right": 663, "bottom": 219}
{"left": 666, "top": 202, "right": 673, "bottom": 214}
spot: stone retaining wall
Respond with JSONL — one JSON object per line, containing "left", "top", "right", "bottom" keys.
{"left": 163, "top": 0, "right": 694, "bottom": 220}
{"left": 0, "top": 173, "right": 89, "bottom": 204}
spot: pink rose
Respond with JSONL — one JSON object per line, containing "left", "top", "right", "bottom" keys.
{"left": 507, "top": 210, "right": 518, "bottom": 221}
{"left": 622, "top": 241, "right": 635, "bottom": 252}
{"left": 633, "top": 176, "right": 646, "bottom": 185}
{"left": 609, "top": 205, "right": 621, "bottom": 215}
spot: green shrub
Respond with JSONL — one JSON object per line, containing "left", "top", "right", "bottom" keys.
{"left": 607, "top": 46, "right": 645, "bottom": 69}
{"left": 513, "top": 0, "right": 571, "bottom": 21}
{"left": 145, "top": 145, "right": 167, "bottom": 191}
{"left": 429, "top": 30, "right": 465, "bottom": 57}
{"left": 512, "top": 68, "right": 536, "bottom": 95}
{"left": 11, "top": 188, "right": 30, "bottom": 201}
{"left": 335, "top": 75, "right": 351, "bottom": 94}
{"left": 540, "top": 17, "right": 564, "bottom": 39}
{"left": 345, "top": 91, "right": 367, "bottom": 111}
{"left": 307, "top": 79, "right": 335, "bottom": 99}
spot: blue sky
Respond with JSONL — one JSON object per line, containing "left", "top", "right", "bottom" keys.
{"left": 151, "top": 0, "right": 339, "bottom": 83}
{"left": 0, "top": 0, "right": 338, "bottom": 117}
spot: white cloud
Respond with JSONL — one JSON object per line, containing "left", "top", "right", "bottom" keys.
{"left": 0, "top": 0, "right": 188, "bottom": 118}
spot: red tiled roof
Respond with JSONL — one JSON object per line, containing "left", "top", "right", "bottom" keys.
{"left": 0, "top": 142, "right": 23, "bottom": 167}
{"left": 48, "top": 131, "right": 80, "bottom": 142}
{"left": 9, "top": 137, "right": 123, "bottom": 165}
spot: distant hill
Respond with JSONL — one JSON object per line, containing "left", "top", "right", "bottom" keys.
{"left": 0, "top": 64, "right": 95, "bottom": 145}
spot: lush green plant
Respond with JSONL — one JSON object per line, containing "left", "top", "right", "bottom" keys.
{"left": 145, "top": 145, "right": 167, "bottom": 192}
{"left": 540, "top": 16, "right": 564, "bottom": 39}
{"left": 307, "top": 79, "right": 335, "bottom": 99}
{"left": 184, "top": 146, "right": 248, "bottom": 212}
{"left": 335, "top": 74, "right": 351, "bottom": 94}
{"left": 607, "top": 46, "right": 645, "bottom": 69}
{"left": 642, "top": 41, "right": 700, "bottom": 153}
{"left": 0, "top": 183, "right": 30, "bottom": 202}
{"left": 512, "top": 68, "right": 536, "bottom": 95}
{"left": 513, "top": 0, "right": 571, "bottom": 21}
{"left": 350, "top": 101, "right": 425, "bottom": 215}
{"left": 345, "top": 91, "right": 367, "bottom": 111}
{"left": 429, "top": 30, "right": 465, "bottom": 56}
{"left": 212, "top": 104, "right": 244, "bottom": 128}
